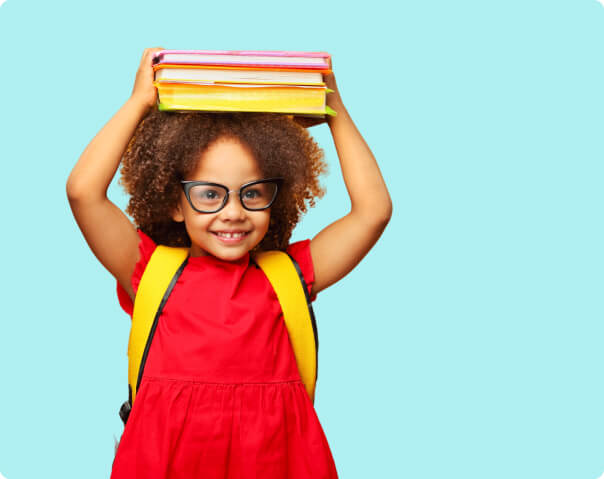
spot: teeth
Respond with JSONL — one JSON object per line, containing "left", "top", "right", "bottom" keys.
{"left": 216, "top": 232, "right": 245, "bottom": 239}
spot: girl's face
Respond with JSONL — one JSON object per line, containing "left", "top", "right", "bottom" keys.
{"left": 172, "top": 137, "right": 272, "bottom": 261}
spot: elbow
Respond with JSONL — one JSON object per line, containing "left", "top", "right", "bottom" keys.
{"left": 66, "top": 166, "right": 99, "bottom": 203}
{"left": 376, "top": 203, "right": 392, "bottom": 233}
{"left": 382, "top": 197, "right": 393, "bottom": 224}
{"left": 354, "top": 196, "right": 392, "bottom": 232}
{"left": 66, "top": 173, "right": 95, "bottom": 205}
{"left": 374, "top": 196, "right": 393, "bottom": 230}
{"left": 65, "top": 174, "right": 83, "bottom": 203}
{"left": 66, "top": 174, "right": 107, "bottom": 209}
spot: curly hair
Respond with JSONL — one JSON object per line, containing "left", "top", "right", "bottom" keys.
{"left": 119, "top": 109, "right": 327, "bottom": 251}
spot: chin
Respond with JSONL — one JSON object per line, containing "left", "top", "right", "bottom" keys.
{"left": 214, "top": 249, "right": 249, "bottom": 262}
{"left": 206, "top": 242, "right": 254, "bottom": 262}
{"left": 209, "top": 234, "right": 262, "bottom": 260}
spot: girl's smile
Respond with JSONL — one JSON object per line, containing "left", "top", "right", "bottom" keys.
{"left": 212, "top": 230, "right": 250, "bottom": 244}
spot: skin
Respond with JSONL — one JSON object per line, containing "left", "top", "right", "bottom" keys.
{"left": 67, "top": 47, "right": 392, "bottom": 303}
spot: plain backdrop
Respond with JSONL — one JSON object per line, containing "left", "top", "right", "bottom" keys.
{"left": 1, "top": 1, "right": 604, "bottom": 478}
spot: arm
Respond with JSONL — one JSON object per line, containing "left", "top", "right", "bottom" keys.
{"left": 66, "top": 47, "right": 163, "bottom": 301}
{"left": 310, "top": 66, "right": 393, "bottom": 296}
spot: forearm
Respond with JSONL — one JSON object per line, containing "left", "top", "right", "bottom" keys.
{"left": 66, "top": 96, "right": 150, "bottom": 200}
{"left": 327, "top": 94, "right": 392, "bottom": 221}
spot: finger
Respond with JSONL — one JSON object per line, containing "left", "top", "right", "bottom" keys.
{"left": 147, "top": 47, "right": 165, "bottom": 64}
{"left": 142, "top": 47, "right": 164, "bottom": 58}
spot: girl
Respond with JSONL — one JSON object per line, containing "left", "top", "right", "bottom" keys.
{"left": 67, "top": 47, "right": 392, "bottom": 478}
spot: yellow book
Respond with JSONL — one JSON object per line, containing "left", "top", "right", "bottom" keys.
{"left": 154, "top": 82, "right": 336, "bottom": 116}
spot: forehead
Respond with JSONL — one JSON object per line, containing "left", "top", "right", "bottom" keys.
{"left": 189, "top": 137, "right": 261, "bottom": 184}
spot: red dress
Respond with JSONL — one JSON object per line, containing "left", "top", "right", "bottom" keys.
{"left": 111, "top": 230, "right": 338, "bottom": 479}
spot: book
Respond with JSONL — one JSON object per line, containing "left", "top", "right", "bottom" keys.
{"left": 154, "top": 65, "right": 325, "bottom": 86}
{"left": 151, "top": 49, "right": 336, "bottom": 117}
{"left": 152, "top": 49, "right": 331, "bottom": 70}
{"left": 154, "top": 81, "right": 336, "bottom": 116}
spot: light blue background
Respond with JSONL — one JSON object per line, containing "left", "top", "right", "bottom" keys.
{"left": 1, "top": 0, "right": 603, "bottom": 478}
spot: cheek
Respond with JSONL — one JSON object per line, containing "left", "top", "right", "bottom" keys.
{"left": 193, "top": 214, "right": 214, "bottom": 229}
{"left": 182, "top": 209, "right": 215, "bottom": 233}
{"left": 259, "top": 212, "right": 271, "bottom": 233}
{"left": 248, "top": 211, "right": 270, "bottom": 238}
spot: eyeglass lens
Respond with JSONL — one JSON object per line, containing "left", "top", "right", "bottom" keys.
{"left": 188, "top": 181, "right": 279, "bottom": 212}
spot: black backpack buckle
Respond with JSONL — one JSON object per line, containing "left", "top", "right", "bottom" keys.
{"left": 119, "top": 400, "right": 131, "bottom": 425}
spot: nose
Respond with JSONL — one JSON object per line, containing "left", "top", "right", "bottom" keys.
{"left": 219, "top": 192, "right": 246, "bottom": 221}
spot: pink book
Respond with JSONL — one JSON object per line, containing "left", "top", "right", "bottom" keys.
{"left": 152, "top": 49, "right": 331, "bottom": 70}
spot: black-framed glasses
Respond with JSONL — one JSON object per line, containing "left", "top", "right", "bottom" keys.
{"left": 180, "top": 178, "right": 284, "bottom": 214}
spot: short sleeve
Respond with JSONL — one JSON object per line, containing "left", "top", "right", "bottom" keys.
{"left": 286, "top": 239, "right": 317, "bottom": 302}
{"left": 116, "top": 229, "right": 158, "bottom": 316}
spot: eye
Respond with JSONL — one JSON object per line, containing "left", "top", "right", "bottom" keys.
{"left": 243, "top": 188, "right": 262, "bottom": 199}
{"left": 202, "top": 189, "right": 220, "bottom": 199}
{"left": 192, "top": 188, "right": 220, "bottom": 199}
{"left": 190, "top": 186, "right": 224, "bottom": 204}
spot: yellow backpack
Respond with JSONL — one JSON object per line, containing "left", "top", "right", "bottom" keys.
{"left": 119, "top": 245, "right": 318, "bottom": 424}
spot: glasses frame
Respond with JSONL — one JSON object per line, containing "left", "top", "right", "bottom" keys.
{"left": 180, "top": 177, "right": 284, "bottom": 214}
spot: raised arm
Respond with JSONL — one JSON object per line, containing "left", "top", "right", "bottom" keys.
{"left": 309, "top": 67, "right": 392, "bottom": 296}
{"left": 66, "top": 48, "right": 163, "bottom": 301}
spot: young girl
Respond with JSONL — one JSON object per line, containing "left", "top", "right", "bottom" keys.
{"left": 67, "top": 47, "right": 392, "bottom": 478}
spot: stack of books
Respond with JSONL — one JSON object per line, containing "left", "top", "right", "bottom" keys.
{"left": 152, "top": 50, "right": 336, "bottom": 117}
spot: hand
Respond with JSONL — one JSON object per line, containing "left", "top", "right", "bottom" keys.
{"left": 292, "top": 56, "right": 343, "bottom": 128}
{"left": 323, "top": 57, "right": 344, "bottom": 112}
{"left": 130, "top": 47, "right": 165, "bottom": 110}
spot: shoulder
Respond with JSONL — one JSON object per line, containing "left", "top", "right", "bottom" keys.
{"left": 285, "top": 239, "right": 316, "bottom": 301}
{"left": 116, "top": 229, "right": 158, "bottom": 316}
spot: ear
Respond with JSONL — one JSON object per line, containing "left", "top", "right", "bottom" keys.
{"left": 171, "top": 201, "right": 185, "bottom": 222}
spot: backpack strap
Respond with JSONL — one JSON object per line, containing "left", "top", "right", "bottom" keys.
{"left": 120, "top": 246, "right": 318, "bottom": 425}
{"left": 127, "top": 245, "right": 189, "bottom": 404}
{"left": 252, "top": 250, "right": 318, "bottom": 403}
